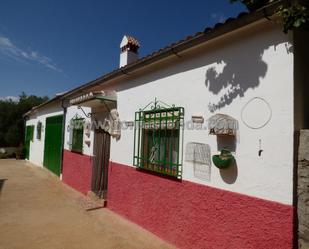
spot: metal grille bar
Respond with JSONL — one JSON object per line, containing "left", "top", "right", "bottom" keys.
{"left": 133, "top": 99, "right": 184, "bottom": 179}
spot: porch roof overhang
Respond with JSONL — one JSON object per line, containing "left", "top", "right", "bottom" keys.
{"left": 208, "top": 113, "right": 239, "bottom": 136}
{"left": 69, "top": 91, "right": 117, "bottom": 108}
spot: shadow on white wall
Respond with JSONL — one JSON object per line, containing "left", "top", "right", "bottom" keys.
{"left": 205, "top": 30, "right": 293, "bottom": 112}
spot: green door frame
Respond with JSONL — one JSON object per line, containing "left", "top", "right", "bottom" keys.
{"left": 43, "top": 115, "right": 64, "bottom": 176}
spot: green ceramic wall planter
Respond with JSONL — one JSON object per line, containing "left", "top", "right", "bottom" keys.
{"left": 212, "top": 149, "right": 235, "bottom": 169}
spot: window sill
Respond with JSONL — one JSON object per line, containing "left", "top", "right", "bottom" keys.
{"left": 70, "top": 149, "right": 84, "bottom": 155}
{"left": 136, "top": 166, "right": 182, "bottom": 181}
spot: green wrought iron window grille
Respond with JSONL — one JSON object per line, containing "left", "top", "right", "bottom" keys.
{"left": 71, "top": 118, "right": 84, "bottom": 153}
{"left": 133, "top": 99, "right": 184, "bottom": 179}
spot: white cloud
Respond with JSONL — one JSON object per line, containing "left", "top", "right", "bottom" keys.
{"left": 0, "top": 36, "right": 62, "bottom": 72}
{"left": 210, "top": 13, "right": 226, "bottom": 23}
{"left": 0, "top": 96, "right": 19, "bottom": 102}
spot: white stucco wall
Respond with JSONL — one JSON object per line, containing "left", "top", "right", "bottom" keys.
{"left": 107, "top": 22, "right": 294, "bottom": 205}
{"left": 26, "top": 102, "right": 63, "bottom": 167}
{"left": 27, "top": 102, "right": 94, "bottom": 166}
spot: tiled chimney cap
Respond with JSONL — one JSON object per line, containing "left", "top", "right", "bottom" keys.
{"left": 120, "top": 35, "right": 140, "bottom": 49}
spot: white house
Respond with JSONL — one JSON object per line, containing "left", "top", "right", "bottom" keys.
{"left": 25, "top": 2, "right": 309, "bottom": 248}
{"left": 24, "top": 95, "right": 64, "bottom": 175}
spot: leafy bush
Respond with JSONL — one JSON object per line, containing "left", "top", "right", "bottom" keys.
{"left": 229, "top": 0, "right": 309, "bottom": 33}
{"left": 277, "top": 4, "right": 309, "bottom": 33}
{"left": 15, "top": 146, "right": 26, "bottom": 160}
{"left": 0, "top": 152, "right": 16, "bottom": 159}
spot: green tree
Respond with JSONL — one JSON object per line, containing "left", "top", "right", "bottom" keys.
{"left": 230, "top": 0, "right": 309, "bottom": 33}
{"left": 0, "top": 93, "right": 48, "bottom": 147}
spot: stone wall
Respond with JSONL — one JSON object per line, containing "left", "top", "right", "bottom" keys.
{"left": 298, "top": 130, "right": 309, "bottom": 249}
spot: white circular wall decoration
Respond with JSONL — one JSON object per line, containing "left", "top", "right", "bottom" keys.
{"left": 241, "top": 97, "right": 272, "bottom": 129}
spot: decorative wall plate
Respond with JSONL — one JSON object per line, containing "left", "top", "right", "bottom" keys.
{"left": 241, "top": 97, "right": 272, "bottom": 129}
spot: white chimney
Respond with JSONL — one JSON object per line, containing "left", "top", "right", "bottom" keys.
{"left": 119, "top": 35, "right": 140, "bottom": 68}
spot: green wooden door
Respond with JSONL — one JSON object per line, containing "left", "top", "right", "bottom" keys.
{"left": 25, "top": 125, "right": 34, "bottom": 160}
{"left": 43, "top": 115, "right": 63, "bottom": 176}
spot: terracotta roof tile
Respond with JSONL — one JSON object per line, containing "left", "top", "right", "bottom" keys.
{"left": 126, "top": 35, "right": 140, "bottom": 47}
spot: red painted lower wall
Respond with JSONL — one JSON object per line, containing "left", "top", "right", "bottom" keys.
{"left": 62, "top": 150, "right": 92, "bottom": 194}
{"left": 107, "top": 162, "right": 294, "bottom": 249}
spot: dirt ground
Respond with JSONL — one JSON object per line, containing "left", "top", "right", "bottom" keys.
{"left": 0, "top": 159, "right": 174, "bottom": 249}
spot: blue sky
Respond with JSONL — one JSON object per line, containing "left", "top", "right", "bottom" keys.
{"left": 0, "top": 0, "right": 245, "bottom": 99}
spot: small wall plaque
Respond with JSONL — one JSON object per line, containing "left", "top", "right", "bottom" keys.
{"left": 191, "top": 116, "right": 204, "bottom": 124}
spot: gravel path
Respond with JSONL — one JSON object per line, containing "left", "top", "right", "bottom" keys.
{"left": 0, "top": 159, "right": 174, "bottom": 249}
